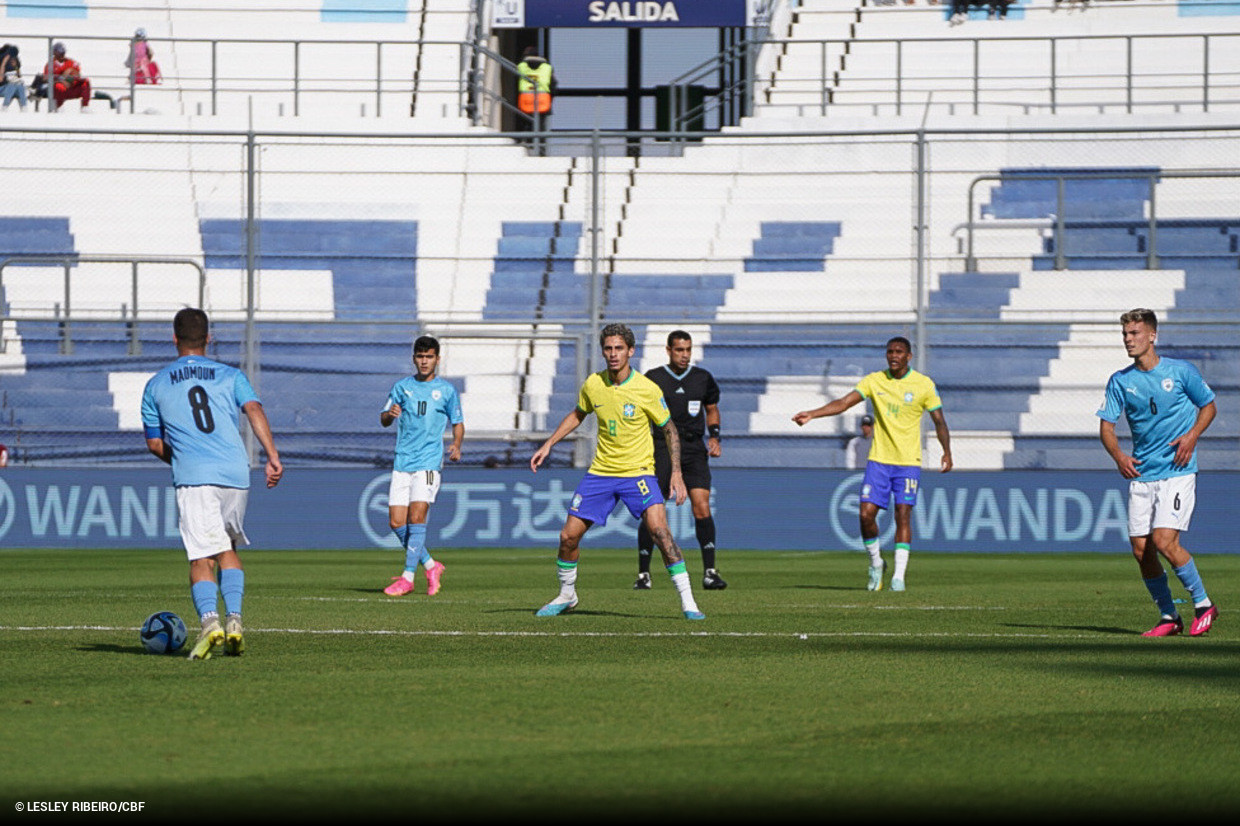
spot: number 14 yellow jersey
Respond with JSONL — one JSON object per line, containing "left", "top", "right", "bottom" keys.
{"left": 854, "top": 369, "right": 943, "bottom": 467}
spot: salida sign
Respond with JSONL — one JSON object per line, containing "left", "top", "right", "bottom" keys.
{"left": 492, "top": 0, "right": 772, "bottom": 28}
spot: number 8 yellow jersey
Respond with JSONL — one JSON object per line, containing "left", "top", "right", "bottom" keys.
{"left": 576, "top": 369, "right": 671, "bottom": 477}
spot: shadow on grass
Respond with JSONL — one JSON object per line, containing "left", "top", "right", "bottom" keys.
{"left": 77, "top": 643, "right": 162, "bottom": 656}
{"left": 483, "top": 607, "right": 649, "bottom": 619}
{"left": 1001, "top": 622, "right": 1138, "bottom": 636}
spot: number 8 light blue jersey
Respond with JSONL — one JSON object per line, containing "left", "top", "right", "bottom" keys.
{"left": 141, "top": 354, "right": 259, "bottom": 488}
{"left": 1097, "top": 356, "right": 1215, "bottom": 482}
{"left": 385, "top": 376, "right": 464, "bottom": 472}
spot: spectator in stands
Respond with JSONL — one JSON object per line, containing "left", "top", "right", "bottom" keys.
{"left": 515, "top": 45, "right": 555, "bottom": 153}
{"left": 1098, "top": 308, "right": 1219, "bottom": 638}
{"left": 125, "top": 28, "right": 161, "bottom": 85}
{"left": 1, "top": 43, "right": 29, "bottom": 111}
{"left": 0, "top": 441, "right": 9, "bottom": 467}
{"left": 36, "top": 42, "right": 92, "bottom": 111}
{"left": 379, "top": 335, "right": 463, "bottom": 598}
{"left": 140, "top": 308, "right": 283, "bottom": 660}
{"left": 846, "top": 414, "right": 874, "bottom": 471}
{"left": 988, "top": 0, "right": 1011, "bottom": 18}
{"left": 949, "top": 0, "right": 972, "bottom": 25}
{"left": 793, "top": 336, "right": 952, "bottom": 593}
{"left": 530, "top": 323, "right": 705, "bottom": 620}
{"left": 633, "top": 330, "right": 727, "bottom": 593}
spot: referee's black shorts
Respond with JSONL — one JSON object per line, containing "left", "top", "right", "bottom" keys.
{"left": 652, "top": 438, "right": 712, "bottom": 497}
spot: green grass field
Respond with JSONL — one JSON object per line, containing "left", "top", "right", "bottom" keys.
{"left": 2, "top": 548, "right": 1237, "bottom": 821}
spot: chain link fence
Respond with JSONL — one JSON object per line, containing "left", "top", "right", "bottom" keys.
{"left": 2, "top": 122, "right": 1238, "bottom": 470}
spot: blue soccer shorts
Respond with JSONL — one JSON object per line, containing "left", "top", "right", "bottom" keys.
{"left": 860, "top": 461, "right": 921, "bottom": 510}
{"left": 569, "top": 473, "right": 663, "bottom": 525}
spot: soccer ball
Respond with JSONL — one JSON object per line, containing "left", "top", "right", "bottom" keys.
{"left": 140, "top": 611, "right": 188, "bottom": 655}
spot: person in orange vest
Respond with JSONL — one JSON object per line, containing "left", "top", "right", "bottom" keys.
{"left": 516, "top": 45, "right": 555, "bottom": 128}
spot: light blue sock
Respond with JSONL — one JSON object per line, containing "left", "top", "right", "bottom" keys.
{"left": 219, "top": 568, "right": 245, "bottom": 616}
{"left": 1142, "top": 572, "right": 1177, "bottom": 617}
{"left": 409, "top": 523, "right": 434, "bottom": 568}
{"left": 1172, "top": 559, "right": 1209, "bottom": 606}
{"left": 191, "top": 580, "right": 218, "bottom": 621}
{"left": 394, "top": 524, "right": 410, "bottom": 552}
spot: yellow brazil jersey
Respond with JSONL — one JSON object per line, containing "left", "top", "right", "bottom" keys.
{"left": 854, "top": 368, "right": 943, "bottom": 466}
{"left": 576, "top": 368, "right": 670, "bottom": 477}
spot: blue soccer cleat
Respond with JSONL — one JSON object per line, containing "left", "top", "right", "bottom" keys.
{"left": 535, "top": 596, "right": 578, "bottom": 617}
{"left": 867, "top": 560, "right": 886, "bottom": 592}
{"left": 684, "top": 610, "right": 706, "bottom": 620}
{"left": 891, "top": 578, "right": 906, "bottom": 592}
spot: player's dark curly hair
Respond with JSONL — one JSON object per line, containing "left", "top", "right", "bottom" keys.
{"left": 599, "top": 323, "right": 635, "bottom": 349}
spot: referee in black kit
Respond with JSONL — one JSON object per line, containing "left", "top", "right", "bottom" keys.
{"left": 634, "top": 330, "right": 727, "bottom": 591}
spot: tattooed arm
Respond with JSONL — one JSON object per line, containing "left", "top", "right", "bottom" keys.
{"left": 662, "top": 419, "right": 687, "bottom": 506}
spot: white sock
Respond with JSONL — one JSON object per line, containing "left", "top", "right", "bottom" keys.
{"left": 864, "top": 538, "right": 882, "bottom": 567}
{"left": 557, "top": 560, "right": 578, "bottom": 600}
{"left": 893, "top": 545, "right": 910, "bottom": 581}
{"left": 670, "top": 570, "right": 699, "bottom": 613}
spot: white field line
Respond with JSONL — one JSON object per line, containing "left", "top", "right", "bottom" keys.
{"left": 2, "top": 624, "right": 1089, "bottom": 640}
{"left": 278, "top": 596, "right": 1009, "bottom": 611}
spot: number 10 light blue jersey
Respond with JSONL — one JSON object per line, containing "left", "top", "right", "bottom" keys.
{"left": 140, "top": 355, "right": 259, "bottom": 488}
{"left": 384, "top": 375, "right": 464, "bottom": 472}
{"left": 1097, "top": 356, "right": 1215, "bottom": 482}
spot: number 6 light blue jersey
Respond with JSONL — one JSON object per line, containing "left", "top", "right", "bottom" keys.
{"left": 140, "top": 354, "right": 259, "bottom": 488}
{"left": 385, "top": 376, "right": 464, "bottom": 472}
{"left": 1097, "top": 356, "right": 1215, "bottom": 482}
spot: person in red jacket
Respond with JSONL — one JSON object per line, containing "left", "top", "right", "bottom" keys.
{"left": 37, "top": 42, "right": 91, "bottom": 111}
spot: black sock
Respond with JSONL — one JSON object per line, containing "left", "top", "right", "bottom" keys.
{"left": 695, "top": 516, "right": 717, "bottom": 570}
{"left": 637, "top": 523, "right": 653, "bottom": 574}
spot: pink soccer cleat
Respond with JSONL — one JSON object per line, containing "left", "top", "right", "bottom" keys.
{"left": 425, "top": 561, "right": 445, "bottom": 596}
{"left": 383, "top": 575, "right": 414, "bottom": 596}
{"left": 1189, "top": 604, "right": 1219, "bottom": 637}
{"left": 1142, "top": 615, "right": 1183, "bottom": 637}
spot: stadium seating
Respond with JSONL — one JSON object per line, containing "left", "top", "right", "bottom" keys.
{"left": 2, "top": 1, "right": 1240, "bottom": 473}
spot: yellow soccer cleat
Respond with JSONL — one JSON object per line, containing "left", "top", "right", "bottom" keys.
{"left": 224, "top": 614, "right": 245, "bottom": 656}
{"left": 187, "top": 617, "right": 224, "bottom": 660}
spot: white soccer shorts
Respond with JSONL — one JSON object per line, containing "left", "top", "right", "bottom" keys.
{"left": 176, "top": 485, "right": 250, "bottom": 561}
{"left": 1127, "top": 474, "right": 1196, "bottom": 536}
{"left": 388, "top": 469, "right": 442, "bottom": 507}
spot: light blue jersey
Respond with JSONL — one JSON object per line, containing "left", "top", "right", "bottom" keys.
{"left": 1097, "top": 356, "right": 1215, "bottom": 482}
{"left": 140, "top": 355, "right": 259, "bottom": 488}
{"left": 384, "top": 375, "right": 463, "bottom": 472}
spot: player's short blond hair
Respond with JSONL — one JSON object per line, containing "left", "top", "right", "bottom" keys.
{"left": 1120, "top": 308, "right": 1158, "bottom": 330}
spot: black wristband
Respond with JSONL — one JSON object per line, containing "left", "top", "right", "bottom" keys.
{"left": 708, "top": 424, "right": 721, "bottom": 440}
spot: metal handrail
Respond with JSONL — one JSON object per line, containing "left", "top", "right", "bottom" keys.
{"left": 962, "top": 170, "right": 1240, "bottom": 272}
{"left": 759, "top": 31, "right": 1240, "bottom": 117}
{"left": 0, "top": 256, "right": 206, "bottom": 355}
{"left": 4, "top": 32, "right": 470, "bottom": 118}
{"left": 666, "top": 39, "right": 758, "bottom": 134}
